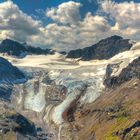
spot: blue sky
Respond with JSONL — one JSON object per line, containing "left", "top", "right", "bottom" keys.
{"left": 0, "top": 0, "right": 140, "bottom": 50}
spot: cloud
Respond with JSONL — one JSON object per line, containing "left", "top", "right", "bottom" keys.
{"left": 44, "top": 0, "right": 140, "bottom": 50}
{"left": 42, "top": 13, "right": 111, "bottom": 51}
{"left": 0, "top": 1, "right": 42, "bottom": 42}
{"left": 0, "top": 0, "right": 140, "bottom": 51}
{"left": 46, "top": 1, "right": 82, "bottom": 25}
{"left": 43, "top": 1, "right": 112, "bottom": 50}
{"left": 100, "top": 0, "right": 140, "bottom": 40}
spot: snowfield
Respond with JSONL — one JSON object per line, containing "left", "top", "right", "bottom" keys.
{"left": 1, "top": 48, "right": 140, "bottom": 125}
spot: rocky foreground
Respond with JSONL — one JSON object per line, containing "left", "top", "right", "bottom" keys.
{"left": 64, "top": 56, "right": 140, "bottom": 140}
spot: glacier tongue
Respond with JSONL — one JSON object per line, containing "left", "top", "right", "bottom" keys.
{"left": 11, "top": 63, "right": 107, "bottom": 126}
{"left": 51, "top": 83, "right": 87, "bottom": 124}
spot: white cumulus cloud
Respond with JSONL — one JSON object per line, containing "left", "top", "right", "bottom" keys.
{"left": 0, "top": 1, "right": 42, "bottom": 42}
{"left": 46, "top": 1, "right": 82, "bottom": 25}
{"left": 0, "top": 0, "right": 140, "bottom": 51}
{"left": 101, "top": 0, "right": 140, "bottom": 40}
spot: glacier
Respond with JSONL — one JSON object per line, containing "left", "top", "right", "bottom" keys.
{"left": 1, "top": 48, "right": 140, "bottom": 128}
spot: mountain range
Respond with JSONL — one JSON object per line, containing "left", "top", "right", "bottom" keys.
{"left": 0, "top": 35, "right": 140, "bottom": 140}
{"left": 67, "top": 35, "right": 133, "bottom": 60}
{"left": 0, "top": 35, "right": 134, "bottom": 61}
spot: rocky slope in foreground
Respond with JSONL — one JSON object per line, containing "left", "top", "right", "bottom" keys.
{"left": 61, "top": 57, "right": 140, "bottom": 140}
{"left": 69, "top": 79, "right": 140, "bottom": 140}
{"left": 0, "top": 100, "right": 49, "bottom": 140}
{"left": 0, "top": 58, "right": 50, "bottom": 140}
{"left": 67, "top": 35, "right": 133, "bottom": 61}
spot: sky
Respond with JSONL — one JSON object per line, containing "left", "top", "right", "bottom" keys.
{"left": 0, "top": 0, "right": 140, "bottom": 51}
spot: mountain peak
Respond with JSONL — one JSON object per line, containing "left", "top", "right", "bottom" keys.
{"left": 67, "top": 35, "right": 132, "bottom": 61}
{"left": 0, "top": 38, "right": 55, "bottom": 57}
{"left": 108, "top": 35, "right": 123, "bottom": 40}
{"left": 1, "top": 38, "right": 21, "bottom": 45}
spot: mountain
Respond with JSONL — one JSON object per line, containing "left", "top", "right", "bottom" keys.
{"left": 60, "top": 57, "right": 140, "bottom": 140}
{"left": 0, "top": 36, "right": 140, "bottom": 140}
{"left": 0, "top": 39, "right": 55, "bottom": 57}
{"left": 69, "top": 79, "right": 140, "bottom": 140}
{"left": 0, "top": 57, "right": 26, "bottom": 84}
{"left": 104, "top": 56, "right": 140, "bottom": 88}
{"left": 0, "top": 57, "right": 26, "bottom": 100}
{"left": 67, "top": 35, "right": 133, "bottom": 60}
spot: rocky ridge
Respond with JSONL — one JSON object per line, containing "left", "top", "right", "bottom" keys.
{"left": 67, "top": 35, "right": 133, "bottom": 61}
{"left": 0, "top": 39, "right": 55, "bottom": 57}
{"left": 0, "top": 57, "right": 26, "bottom": 100}
{"left": 104, "top": 56, "right": 140, "bottom": 88}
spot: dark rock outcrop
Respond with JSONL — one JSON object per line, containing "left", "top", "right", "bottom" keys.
{"left": 0, "top": 113, "right": 48, "bottom": 140}
{"left": 0, "top": 85, "right": 12, "bottom": 101}
{"left": 6, "top": 114, "right": 37, "bottom": 137}
{"left": 0, "top": 39, "right": 55, "bottom": 57}
{"left": 122, "top": 120, "right": 140, "bottom": 139}
{"left": 104, "top": 57, "right": 140, "bottom": 88}
{"left": 0, "top": 57, "right": 26, "bottom": 84}
{"left": 0, "top": 39, "right": 27, "bottom": 57}
{"left": 0, "top": 57, "right": 26, "bottom": 100}
{"left": 67, "top": 35, "right": 133, "bottom": 61}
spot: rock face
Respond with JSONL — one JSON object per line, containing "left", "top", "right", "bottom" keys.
{"left": 67, "top": 79, "right": 140, "bottom": 140}
{"left": 0, "top": 57, "right": 26, "bottom": 84}
{"left": 0, "top": 101, "right": 48, "bottom": 140}
{"left": 104, "top": 57, "right": 140, "bottom": 88}
{"left": 0, "top": 57, "right": 26, "bottom": 83}
{"left": 0, "top": 39, "right": 55, "bottom": 57}
{"left": 0, "top": 57, "right": 26, "bottom": 100}
{"left": 67, "top": 35, "right": 133, "bottom": 60}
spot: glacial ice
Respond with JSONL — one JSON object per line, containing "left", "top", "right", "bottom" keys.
{"left": 2, "top": 48, "right": 140, "bottom": 126}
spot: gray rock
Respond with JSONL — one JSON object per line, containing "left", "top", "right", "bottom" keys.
{"left": 67, "top": 35, "right": 132, "bottom": 61}
{"left": 104, "top": 57, "right": 140, "bottom": 88}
